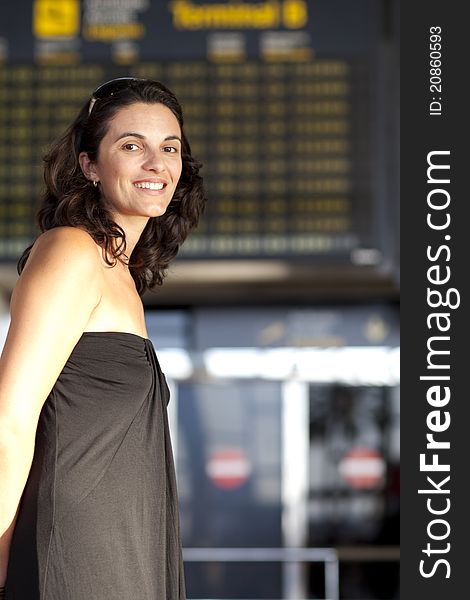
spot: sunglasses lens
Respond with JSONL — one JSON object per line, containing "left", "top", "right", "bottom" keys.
{"left": 88, "top": 78, "right": 144, "bottom": 115}
{"left": 93, "top": 77, "right": 140, "bottom": 99}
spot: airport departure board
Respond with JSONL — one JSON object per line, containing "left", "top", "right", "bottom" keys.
{"left": 0, "top": 0, "right": 390, "bottom": 264}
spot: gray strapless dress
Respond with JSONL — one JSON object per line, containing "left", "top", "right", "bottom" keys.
{"left": 6, "top": 332, "right": 186, "bottom": 599}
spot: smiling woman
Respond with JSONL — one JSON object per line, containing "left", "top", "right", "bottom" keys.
{"left": 20, "top": 77, "right": 206, "bottom": 294}
{"left": 0, "top": 78, "right": 206, "bottom": 600}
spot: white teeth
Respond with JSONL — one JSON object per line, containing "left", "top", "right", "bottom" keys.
{"left": 134, "top": 182, "right": 165, "bottom": 190}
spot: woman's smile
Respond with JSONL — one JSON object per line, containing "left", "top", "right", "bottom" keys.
{"left": 133, "top": 179, "right": 167, "bottom": 191}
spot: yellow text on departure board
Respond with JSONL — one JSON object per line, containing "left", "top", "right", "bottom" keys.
{"left": 169, "top": 0, "right": 308, "bottom": 30}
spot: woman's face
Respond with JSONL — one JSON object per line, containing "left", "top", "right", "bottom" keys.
{"left": 80, "top": 102, "right": 183, "bottom": 226}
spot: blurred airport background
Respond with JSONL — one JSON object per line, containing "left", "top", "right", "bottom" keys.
{"left": 0, "top": 0, "right": 399, "bottom": 598}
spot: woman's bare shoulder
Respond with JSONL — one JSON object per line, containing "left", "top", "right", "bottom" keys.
{"left": 24, "top": 226, "right": 103, "bottom": 272}
{"left": 13, "top": 227, "right": 103, "bottom": 305}
{"left": 30, "top": 226, "right": 100, "bottom": 255}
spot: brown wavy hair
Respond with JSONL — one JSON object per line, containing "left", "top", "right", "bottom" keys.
{"left": 17, "top": 78, "right": 206, "bottom": 295}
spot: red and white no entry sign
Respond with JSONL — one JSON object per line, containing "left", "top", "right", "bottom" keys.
{"left": 206, "top": 448, "right": 252, "bottom": 490}
{"left": 338, "top": 446, "right": 385, "bottom": 490}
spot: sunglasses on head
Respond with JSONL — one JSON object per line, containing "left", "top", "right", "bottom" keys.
{"left": 88, "top": 77, "right": 146, "bottom": 116}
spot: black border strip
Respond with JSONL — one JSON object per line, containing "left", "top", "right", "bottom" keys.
{"left": 401, "top": 2, "right": 467, "bottom": 597}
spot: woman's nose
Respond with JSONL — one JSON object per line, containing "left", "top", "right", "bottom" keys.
{"left": 143, "top": 149, "right": 165, "bottom": 172}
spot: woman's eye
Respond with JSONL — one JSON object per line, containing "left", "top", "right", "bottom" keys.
{"left": 163, "top": 146, "right": 178, "bottom": 153}
{"left": 122, "top": 143, "right": 139, "bottom": 151}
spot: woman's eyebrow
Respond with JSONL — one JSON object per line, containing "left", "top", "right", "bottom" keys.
{"left": 114, "top": 132, "right": 182, "bottom": 143}
{"left": 164, "top": 135, "right": 182, "bottom": 144}
{"left": 114, "top": 132, "right": 145, "bottom": 142}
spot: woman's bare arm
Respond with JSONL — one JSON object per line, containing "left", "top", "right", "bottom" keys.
{"left": 0, "top": 227, "right": 103, "bottom": 585}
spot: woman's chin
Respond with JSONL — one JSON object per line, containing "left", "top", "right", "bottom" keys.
{"left": 149, "top": 204, "right": 170, "bottom": 218}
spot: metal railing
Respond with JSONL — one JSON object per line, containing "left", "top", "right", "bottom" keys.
{"left": 183, "top": 547, "right": 340, "bottom": 600}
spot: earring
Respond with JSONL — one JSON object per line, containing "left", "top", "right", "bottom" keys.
{"left": 92, "top": 180, "right": 98, "bottom": 187}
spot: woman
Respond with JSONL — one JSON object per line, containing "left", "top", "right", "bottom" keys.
{"left": 0, "top": 77, "right": 206, "bottom": 599}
